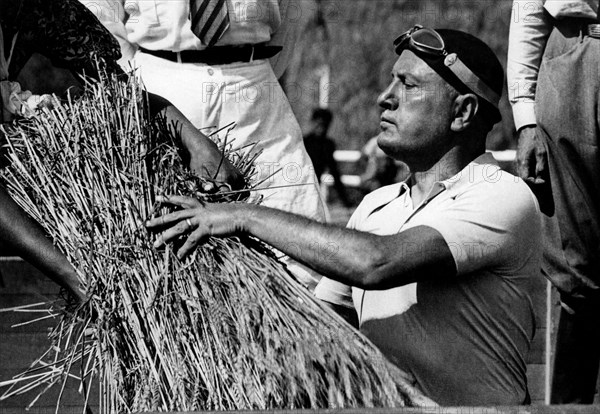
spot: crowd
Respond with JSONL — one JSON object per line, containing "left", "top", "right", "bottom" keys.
{"left": 1, "top": 0, "right": 599, "bottom": 406}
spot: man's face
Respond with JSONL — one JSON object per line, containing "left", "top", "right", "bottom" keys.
{"left": 376, "top": 50, "right": 456, "bottom": 170}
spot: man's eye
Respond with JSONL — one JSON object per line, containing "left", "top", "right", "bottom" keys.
{"left": 400, "top": 77, "right": 418, "bottom": 89}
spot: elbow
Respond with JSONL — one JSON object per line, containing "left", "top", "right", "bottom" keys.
{"left": 347, "top": 250, "right": 390, "bottom": 289}
{"left": 359, "top": 270, "right": 391, "bottom": 290}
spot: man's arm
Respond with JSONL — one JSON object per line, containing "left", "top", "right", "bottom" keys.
{"left": 507, "top": 0, "right": 552, "bottom": 184}
{"left": 146, "top": 197, "right": 456, "bottom": 290}
{"left": 146, "top": 93, "right": 244, "bottom": 189}
{"left": 0, "top": 187, "right": 86, "bottom": 301}
{"left": 507, "top": 0, "right": 550, "bottom": 131}
{"left": 269, "top": 0, "right": 303, "bottom": 79}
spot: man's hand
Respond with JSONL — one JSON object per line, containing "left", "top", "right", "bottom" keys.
{"left": 148, "top": 95, "right": 245, "bottom": 191}
{"left": 187, "top": 145, "right": 245, "bottom": 192}
{"left": 145, "top": 195, "right": 246, "bottom": 259}
{"left": 516, "top": 126, "right": 547, "bottom": 186}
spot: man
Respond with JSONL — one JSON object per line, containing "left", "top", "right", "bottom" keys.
{"left": 147, "top": 27, "right": 542, "bottom": 405}
{"left": 81, "top": 0, "right": 326, "bottom": 222}
{"left": 303, "top": 108, "right": 351, "bottom": 207}
{"left": 508, "top": 0, "right": 600, "bottom": 403}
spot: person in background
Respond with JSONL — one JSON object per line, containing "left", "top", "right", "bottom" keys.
{"left": 508, "top": 0, "right": 600, "bottom": 403}
{"left": 303, "top": 108, "right": 351, "bottom": 207}
{"left": 0, "top": 0, "right": 242, "bottom": 301}
{"left": 147, "top": 26, "right": 542, "bottom": 406}
{"left": 81, "top": 0, "right": 327, "bottom": 221}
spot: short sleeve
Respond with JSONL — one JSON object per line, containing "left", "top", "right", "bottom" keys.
{"left": 314, "top": 276, "right": 353, "bottom": 308}
{"left": 416, "top": 178, "right": 541, "bottom": 276}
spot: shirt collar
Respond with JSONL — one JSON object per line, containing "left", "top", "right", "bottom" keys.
{"left": 368, "top": 152, "right": 499, "bottom": 214}
{"left": 437, "top": 152, "right": 499, "bottom": 198}
{"left": 397, "top": 152, "right": 499, "bottom": 199}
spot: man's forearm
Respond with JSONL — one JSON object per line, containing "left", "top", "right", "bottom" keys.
{"left": 147, "top": 93, "right": 242, "bottom": 186}
{"left": 148, "top": 198, "right": 456, "bottom": 289}
{"left": 153, "top": 99, "right": 217, "bottom": 158}
{"left": 242, "top": 205, "right": 377, "bottom": 285}
{"left": 0, "top": 187, "right": 84, "bottom": 300}
{"left": 240, "top": 205, "right": 455, "bottom": 289}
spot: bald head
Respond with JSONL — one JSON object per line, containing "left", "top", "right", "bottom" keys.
{"left": 377, "top": 48, "right": 490, "bottom": 172}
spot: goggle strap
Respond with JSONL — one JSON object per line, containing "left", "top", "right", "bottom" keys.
{"left": 448, "top": 56, "right": 500, "bottom": 109}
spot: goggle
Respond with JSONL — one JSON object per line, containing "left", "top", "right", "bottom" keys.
{"left": 394, "top": 25, "right": 500, "bottom": 109}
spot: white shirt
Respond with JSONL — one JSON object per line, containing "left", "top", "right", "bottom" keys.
{"left": 80, "top": 0, "right": 302, "bottom": 77}
{"left": 507, "top": 0, "right": 598, "bottom": 130}
{"left": 314, "top": 153, "right": 542, "bottom": 405}
{"left": 315, "top": 153, "right": 542, "bottom": 323}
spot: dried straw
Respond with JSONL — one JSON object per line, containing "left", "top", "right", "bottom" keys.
{"left": 0, "top": 69, "right": 435, "bottom": 412}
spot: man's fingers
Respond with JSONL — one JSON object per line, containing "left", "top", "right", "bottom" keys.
{"left": 516, "top": 150, "right": 535, "bottom": 181}
{"left": 524, "top": 176, "right": 545, "bottom": 186}
{"left": 199, "top": 180, "right": 233, "bottom": 194}
{"left": 153, "top": 219, "right": 193, "bottom": 247}
{"left": 534, "top": 149, "right": 547, "bottom": 179}
{"left": 177, "top": 227, "right": 209, "bottom": 259}
{"left": 532, "top": 177, "right": 546, "bottom": 185}
{"left": 146, "top": 209, "right": 191, "bottom": 229}
{"left": 516, "top": 126, "right": 539, "bottom": 181}
{"left": 201, "top": 181, "right": 216, "bottom": 193}
{"left": 156, "top": 195, "right": 201, "bottom": 208}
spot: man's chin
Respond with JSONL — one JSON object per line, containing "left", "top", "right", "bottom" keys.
{"left": 376, "top": 134, "right": 398, "bottom": 158}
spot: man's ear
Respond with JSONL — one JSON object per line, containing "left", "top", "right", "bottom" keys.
{"left": 450, "top": 94, "right": 479, "bottom": 132}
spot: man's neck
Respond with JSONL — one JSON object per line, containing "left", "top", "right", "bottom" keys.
{"left": 409, "top": 147, "right": 482, "bottom": 206}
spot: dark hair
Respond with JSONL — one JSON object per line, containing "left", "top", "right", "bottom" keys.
{"left": 311, "top": 108, "right": 333, "bottom": 125}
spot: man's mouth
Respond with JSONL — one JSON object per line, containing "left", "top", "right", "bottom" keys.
{"left": 380, "top": 116, "right": 394, "bottom": 127}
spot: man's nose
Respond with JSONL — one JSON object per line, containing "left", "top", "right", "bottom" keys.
{"left": 377, "top": 85, "right": 399, "bottom": 110}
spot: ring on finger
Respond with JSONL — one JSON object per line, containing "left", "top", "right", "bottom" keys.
{"left": 185, "top": 218, "right": 193, "bottom": 229}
